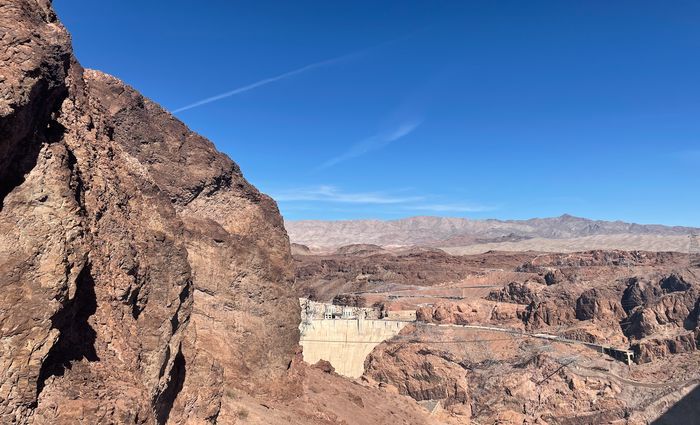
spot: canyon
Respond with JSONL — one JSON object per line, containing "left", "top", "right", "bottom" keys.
{"left": 293, "top": 245, "right": 700, "bottom": 423}
{"left": 0, "top": 2, "right": 434, "bottom": 423}
{"left": 1, "top": 1, "right": 698, "bottom": 424}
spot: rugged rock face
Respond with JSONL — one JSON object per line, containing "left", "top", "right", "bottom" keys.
{"left": 631, "top": 332, "right": 698, "bottom": 364}
{"left": 363, "top": 327, "right": 631, "bottom": 424}
{"left": 621, "top": 277, "right": 657, "bottom": 313}
{"left": 518, "top": 250, "right": 681, "bottom": 271}
{"left": 617, "top": 274, "right": 700, "bottom": 363}
{"left": 0, "top": 1, "right": 298, "bottom": 423}
{"left": 294, "top": 248, "right": 535, "bottom": 302}
{"left": 621, "top": 275, "right": 698, "bottom": 334}
{"left": 364, "top": 342, "right": 470, "bottom": 411}
{"left": 416, "top": 301, "right": 520, "bottom": 326}
{"left": 487, "top": 281, "right": 541, "bottom": 305}
{"left": 575, "top": 288, "right": 625, "bottom": 322}
{"left": 520, "top": 299, "right": 577, "bottom": 329}
{"left": 86, "top": 70, "right": 301, "bottom": 423}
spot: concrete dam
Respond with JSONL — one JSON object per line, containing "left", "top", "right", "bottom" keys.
{"left": 300, "top": 319, "right": 409, "bottom": 378}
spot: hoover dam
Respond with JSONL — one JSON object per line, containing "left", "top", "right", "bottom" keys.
{"left": 298, "top": 299, "right": 411, "bottom": 377}
{"left": 300, "top": 318, "right": 409, "bottom": 377}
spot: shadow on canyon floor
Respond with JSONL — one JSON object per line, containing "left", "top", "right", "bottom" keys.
{"left": 652, "top": 385, "right": 700, "bottom": 425}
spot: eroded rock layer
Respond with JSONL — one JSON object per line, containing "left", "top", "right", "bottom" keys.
{"left": 0, "top": 1, "right": 299, "bottom": 423}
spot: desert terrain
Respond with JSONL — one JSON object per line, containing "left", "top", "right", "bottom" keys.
{"left": 293, "top": 244, "right": 700, "bottom": 423}
{"left": 1, "top": 1, "right": 698, "bottom": 424}
{"left": 286, "top": 216, "right": 698, "bottom": 255}
{"left": 0, "top": 2, "right": 435, "bottom": 423}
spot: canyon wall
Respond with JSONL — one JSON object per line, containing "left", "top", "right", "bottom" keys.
{"left": 0, "top": 1, "right": 299, "bottom": 423}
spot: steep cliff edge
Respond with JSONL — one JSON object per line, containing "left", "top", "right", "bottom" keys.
{"left": 0, "top": 1, "right": 299, "bottom": 423}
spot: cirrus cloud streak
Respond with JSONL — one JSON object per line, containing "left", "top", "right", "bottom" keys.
{"left": 318, "top": 120, "right": 422, "bottom": 170}
{"left": 272, "top": 185, "right": 424, "bottom": 204}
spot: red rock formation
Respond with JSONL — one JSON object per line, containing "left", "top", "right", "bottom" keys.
{"left": 487, "top": 281, "right": 541, "bottom": 305}
{"left": 0, "top": 1, "right": 297, "bottom": 422}
{"left": 294, "top": 248, "right": 536, "bottom": 301}
{"left": 416, "top": 301, "right": 510, "bottom": 326}
{"left": 364, "top": 342, "right": 470, "bottom": 411}
{"left": 632, "top": 332, "right": 698, "bottom": 364}
{"left": 519, "top": 250, "right": 682, "bottom": 270}
{"left": 0, "top": 3, "right": 441, "bottom": 424}
{"left": 520, "top": 299, "right": 577, "bottom": 329}
{"left": 575, "top": 288, "right": 626, "bottom": 321}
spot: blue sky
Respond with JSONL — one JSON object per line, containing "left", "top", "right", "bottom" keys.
{"left": 55, "top": 1, "right": 700, "bottom": 225}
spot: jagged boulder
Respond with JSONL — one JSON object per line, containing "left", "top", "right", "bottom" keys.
{"left": 631, "top": 332, "right": 699, "bottom": 363}
{"left": 520, "top": 300, "right": 576, "bottom": 329}
{"left": 575, "top": 288, "right": 625, "bottom": 321}
{"left": 544, "top": 269, "right": 566, "bottom": 285}
{"left": 364, "top": 343, "right": 470, "bottom": 409}
{"left": 487, "top": 282, "right": 540, "bottom": 305}
{"left": 660, "top": 273, "right": 692, "bottom": 293}
{"left": 621, "top": 277, "right": 654, "bottom": 313}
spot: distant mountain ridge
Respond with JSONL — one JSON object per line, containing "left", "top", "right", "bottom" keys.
{"left": 285, "top": 215, "right": 699, "bottom": 249}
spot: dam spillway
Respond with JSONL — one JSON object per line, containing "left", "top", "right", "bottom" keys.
{"left": 300, "top": 319, "right": 409, "bottom": 378}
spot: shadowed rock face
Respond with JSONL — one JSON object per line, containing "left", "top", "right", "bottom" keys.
{"left": 0, "top": 1, "right": 298, "bottom": 423}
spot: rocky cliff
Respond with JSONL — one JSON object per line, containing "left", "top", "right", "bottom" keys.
{"left": 0, "top": 1, "right": 299, "bottom": 422}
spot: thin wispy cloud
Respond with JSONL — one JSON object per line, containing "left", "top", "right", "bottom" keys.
{"left": 272, "top": 185, "right": 424, "bottom": 204}
{"left": 271, "top": 185, "right": 497, "bottom": 216}
{"left": 171, "top": 54, "right": 352, "bottom": 113}
{"left": 318, "top": 120, "right": 422, "bottom": 169}
{"left": 170, "top": 35, "right": 410, "bottom": 114}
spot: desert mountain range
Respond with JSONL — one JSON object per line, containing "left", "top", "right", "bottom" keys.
{"left": 286, "top": 215, "right": 699, "bottom": 253}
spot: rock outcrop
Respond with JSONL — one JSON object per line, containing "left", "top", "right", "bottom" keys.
{"left": 487, "top": 281, "right": 540, "bottom": 305}
{"left": 621, "top": 274, "right": 698, "bottom": 335}
{"left": 416, "top": 301, "right": 519, "bottom": 326}
{"left": 575, "top": 288, "right": 625, "bottom": 321}
{"left": 543, "top": 269, "right": 566, "bottom": 285}
{"left": 0, "top": 1, "right": 298, "bottom": 422}
{"left": 518, "top": 250, "right": 681, "bottom": 271}
{"left": 631, "top": 332, "right": 698, "bottom": 364}
{"left": 294, "top": 248, "right": 534, "bottom": 302}
{"left": 363, "top": 328, "right": 630, "bottom": 424}
{"left": 617, "top": 274, "right": 700, "bottom": 362}
{"left": 520, "top": 299, "right": 577, "bottom": 329}
{"left": 364, "top": 343, "right": 470, "bottom": 410}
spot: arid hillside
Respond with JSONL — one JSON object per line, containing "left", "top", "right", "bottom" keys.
{"left": 286, "top": 215, "right": 698, "bottom": 253}
{"left": 294, "top": 246, "right": 700, "bottom": 423}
